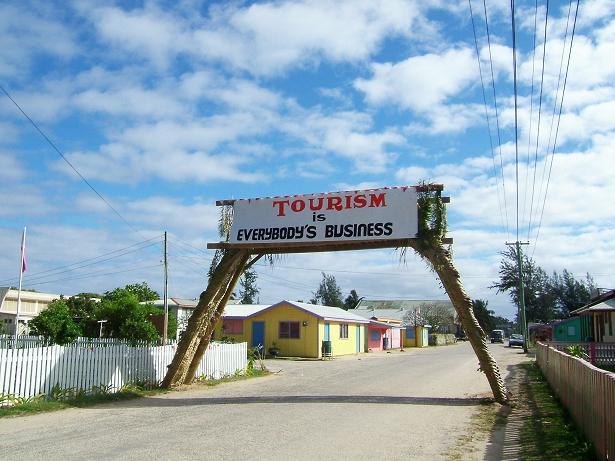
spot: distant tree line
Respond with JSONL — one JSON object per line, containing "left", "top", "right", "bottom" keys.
{"left": 310, "top": 272, "right": 361, "bottom": 310}
{"left": 490, "top": 246, "right": 595, "bottom": 324}
{"left": 29, "top": 282, "right": 176, "bottom": 345}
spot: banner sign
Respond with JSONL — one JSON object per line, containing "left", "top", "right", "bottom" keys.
{"left": 228, "top": 187, "right": 418, "bottom": 245}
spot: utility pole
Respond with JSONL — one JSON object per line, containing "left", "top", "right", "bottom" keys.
{"left": 15, "top": 226, "right": 26, "bottom": 341}
{"left": 163, "top": 231, "right": 169, "bottom": 344}
{"left": 506, "top": 241, "right": 529, "bottom": 353}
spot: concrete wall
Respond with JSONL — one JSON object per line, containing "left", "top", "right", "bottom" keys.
{"left": 429, "top": 333, "right": 456, "bottom": 346}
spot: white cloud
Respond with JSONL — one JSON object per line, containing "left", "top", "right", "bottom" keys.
{"left": 83, "top": 1, "right": 440, "bottom": 76}
{"left": 89, "top": 5, "right": 186, "bottom": 69}
{"left": 125, "top": 197, "right": 219, "bottom": 236}
{"left": 0, "top": 152, "right": 27, "bottom": 180}
{"left": 355, "top": 47, "right": 477, "bottom": 112}
{"left": 0, "top": 3, "right": 77, "bottom": 78}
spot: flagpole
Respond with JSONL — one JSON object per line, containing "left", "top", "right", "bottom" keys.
{"left": 15, "top": 226, "right": 26, "bottom": 341}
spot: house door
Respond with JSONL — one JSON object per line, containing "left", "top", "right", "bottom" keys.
{"left": 356, "top": 325, "right": 361, "bottom": 353}
{"left": 252, "top": 321, "right": 265, "bottom": 351}
{"left": 324, "top": 323, "right": 330, "bottom": 341}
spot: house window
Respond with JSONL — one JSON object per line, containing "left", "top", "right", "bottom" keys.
{"left": 279, "top": 321, "right": 300, "bottom": 339}
{"left": 340, "top": 324, "right": 349, "bottom": 339}
{"left": 405, "top": 328, "right": 415, "bottom": 339}
{"left": 370, "top": 330, "right": 380, "bottom": 341}
{"left": 222, "top": 319, "right": 243, "bottom": 335}
{"left": 567, "top": 326, "right": 576, "bottom": 336}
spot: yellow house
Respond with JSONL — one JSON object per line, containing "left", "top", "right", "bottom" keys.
{"left": 402, "top": 326, "right": 430, "bottom": 348}
{"left": 214, "top": 300, "right": 369, "bottom": 358}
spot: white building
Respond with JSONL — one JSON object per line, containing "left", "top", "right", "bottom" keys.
{"left": 151, "top": 297, "right": 198, "bottom": 340}
{"left": 0, "top": 287, "right": 62, "bottom": 335}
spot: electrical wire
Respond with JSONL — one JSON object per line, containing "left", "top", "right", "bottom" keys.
{"left": 527, "top": 0, "right": 550, "bottom": 240}
{"left": 483, "top": 0, "right": 510, "bottom": 240}
{"left": 522, "top": 0, "right": 539, "bottom": 229}
{"left": 468, "top": 0, "right": 507, "bottom": 235}
{"left": 532, "top": 0, "right": 580, "bottom": 257}
{"left": 531, "top": 0, "right": 574, "bottom": 239}
{"left": 0, "top": 236, "right": 162, "bottom": 286}
{"left": 0, "top": 85, "right": 146, "bottom": 240}
{"left": 25, "top": 263, "right": 163, "bottom": 288}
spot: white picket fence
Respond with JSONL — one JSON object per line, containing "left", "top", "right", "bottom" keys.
{"left": 0, "top": 341, "right": 247, "bottom": 401}
{"left": 0, "top": 335, "right": 177, "bottom": 349}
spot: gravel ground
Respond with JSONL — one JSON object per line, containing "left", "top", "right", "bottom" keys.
{"left": 0, "top": 342, "right": 529, "bottom": 461}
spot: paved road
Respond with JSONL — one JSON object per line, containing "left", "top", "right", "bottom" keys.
{"left": 0, "top": 343, "right": 528, "bottom": 461}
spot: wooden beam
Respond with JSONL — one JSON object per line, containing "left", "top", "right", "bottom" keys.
{"left": 206, "top": 237, "right": 453, "bottom": 254}
{"left": 215, "top": 185, "right": 446, "bottom": 206}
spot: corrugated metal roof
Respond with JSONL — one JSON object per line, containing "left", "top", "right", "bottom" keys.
{"left": 282, "top": 301, "right": 370, "bottom": 323}
{"left": 222, "top": 304, "right": 271, "bottom": 318}
{"left": 354, "top": 308, "right": 406, "bottom": 321}
{"left": 570, "top": 289, "right": 615, "bottom": 315}
{"left": 574, "top": 298, "right": 615, "bottom": 314}
{"left": 356, "top": 299, "right": 454, "bottom": 310}
{"left": 151, "top": 298, "right": 198, "bottom": 308}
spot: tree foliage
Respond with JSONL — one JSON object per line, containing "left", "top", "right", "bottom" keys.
{"left": 29, "top": 282, "right": 173, "bottom": 343}
{"left": 491, "top": 247, "right": 594, "bottom": 323}
{"left": 472, "top": 299, "right": 495, "bottom": 333}
{"left": 105, "top": 282, "right": 159, "bottom": 302}
{"left": 343, "top": 289, "right": 361, "bottom": 310}
{"left": 310, "top": 272, "right": 344, "bottom": 308}
{"left": 95, "top": 290, "right": 160, "bottom": 342}
{"left": 402, "top": 303, "right": 455, "bottom": 333}
{"left": 238, "top": 269, "right": 259, "bottom": 304}
{"left": 29, "top": 299, "right": 82, "bottom": 345}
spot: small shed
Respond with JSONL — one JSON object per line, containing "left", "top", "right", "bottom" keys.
{"left": 403, "top": 325, "right": 429, "bottom": 348}
{"left": 366, "top": 320, "right": 403, "bottom": 351}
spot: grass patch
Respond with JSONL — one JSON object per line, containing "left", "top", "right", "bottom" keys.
{"left": 520, "top": 362, "right": 597, "bottom": 460}
{"left": 0, "top": 387, "right": 166, "bottom": 419}
{"left": 195, "top": 368, "right": 270, "bottom": 387}
{"left": 1, "top": 367, "right": 269, "bottom": 418}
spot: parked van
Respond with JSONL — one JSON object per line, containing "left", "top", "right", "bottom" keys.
{"left": 490, "top": 329, "right": 504, "bottom": 343}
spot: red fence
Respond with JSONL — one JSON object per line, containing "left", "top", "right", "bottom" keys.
{"left": 546, "top": 341, "right": 615, "bottom": 366}
{"left": 536, "top": 342, "right": 615, "bottom": 460}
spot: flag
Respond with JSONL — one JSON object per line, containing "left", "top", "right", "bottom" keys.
{"left": 20, "top": 227, "right": 26, "bottom": 273}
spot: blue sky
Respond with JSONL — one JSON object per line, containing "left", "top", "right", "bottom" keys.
{"left": 1, "top": 0, "right": 614, "bottom": 319}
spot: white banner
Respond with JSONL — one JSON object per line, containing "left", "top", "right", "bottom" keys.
{"left": 228, "top": 187, "right": 418, "bottom": 245}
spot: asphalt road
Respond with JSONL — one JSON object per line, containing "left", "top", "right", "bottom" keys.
{"left": 0, "top": 342, "right": 528, "bottom": 461}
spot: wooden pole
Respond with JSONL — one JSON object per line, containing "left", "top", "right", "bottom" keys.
{"left": 161, "top": 249, "right": 246, "bottom": 388}
{"left": 183, "top": 252, "right": 250, "bottom": 384}
{"left": 408, "top": 241, "right": 510, "bottom": 404}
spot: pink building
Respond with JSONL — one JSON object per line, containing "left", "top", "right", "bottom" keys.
{"left": 367, "top": 320, "right": 402, "bottom": 351}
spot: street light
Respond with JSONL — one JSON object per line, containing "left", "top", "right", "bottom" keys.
{"left": 97, "top": 319, "right": 107, "bottom": 338}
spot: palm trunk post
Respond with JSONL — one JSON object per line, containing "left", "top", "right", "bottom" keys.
{"left": 161, "top": 249, "right": 247, "bottom": 388}
{"left": 412, "top": 242, "right": 509, "bottom": 404}
{"left": 184, "top": 252, "right": 250, "bottom": 384}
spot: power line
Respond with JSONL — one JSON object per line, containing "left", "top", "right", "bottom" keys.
{"left": 25, "top": 263, "right": 163, "bottom": 288}
{"left": 0, "top": 85, "right": 146, "bottom": 240}
{"left": 522, "top": 0, "right": 539, "bottom": 229}
{"left": 0, "top": 236, "right": 162, "bottom": 286}
{"left": 532, "top": 0, "right": 580, "bottom": 257}
{"left": 468, "top": 0, "right": 507, "bottom": 235}
{"left": 511, "top": 0, "right": 520, "bottom": 241}
{"left": 527, "top": 0, "right": 550, "bottom": 240}
{"left": 483, "top": 0, "right": 510, "bottom": 240}
{"left": 531, "top": 0, "right": 574, "bottom": 239}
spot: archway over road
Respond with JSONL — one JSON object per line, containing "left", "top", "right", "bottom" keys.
{"left": 161, "top": 185, "right": 509, "bottom": 404}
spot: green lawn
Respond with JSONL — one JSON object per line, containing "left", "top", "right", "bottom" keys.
{"left": 520, "top": 362, "right": 598, "bottom": 460}
{"left": 1, "top": 368, "right": 269, "bottom": 418}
